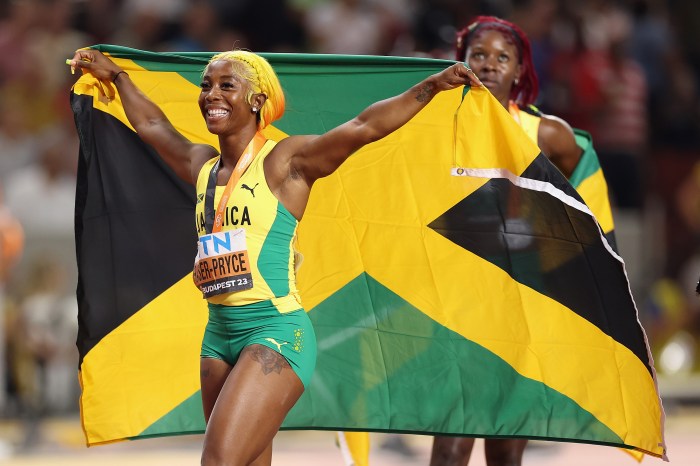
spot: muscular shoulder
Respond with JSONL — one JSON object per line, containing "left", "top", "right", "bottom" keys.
{"left": 267, "top": 135, "right": 317, "bottom": 170}
{"left": 263, "top": 135, "right": 320, "bottom": 220}
{"left": 264, "top": 135, "right": 318, "bottom": 185}
{"left": 191, "top": 143, "right": 219, "bottom": 161}
{"left": 272, "top": 135, "right": 318, "bottom": 157}
{"left": 190, "top": 144, "right": 220, "bottom": 182}
{"left": 537, "top": 113, "right": 581, "bottom": 178}
{"left": 538, "top": 113, "right": 575, "bottom": 143}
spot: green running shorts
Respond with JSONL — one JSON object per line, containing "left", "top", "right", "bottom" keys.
{"left": 201, "top": 299, "right": 317, "bottom": 387}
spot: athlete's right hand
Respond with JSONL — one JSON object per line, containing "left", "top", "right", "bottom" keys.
{"left": 68, "top": 49, "right": 123, "bottom": 82}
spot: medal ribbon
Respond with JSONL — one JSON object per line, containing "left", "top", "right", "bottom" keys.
{"left": 508, "top": 101, "right": 521, "bottom": 125}
{"left": 204, "top": 132, "right": 267, "bottom": 234}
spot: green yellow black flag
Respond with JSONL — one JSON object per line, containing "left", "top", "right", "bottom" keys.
{"left": 570, "top": 128, "right": 616, "bottom": 249}
{"left": 71, "top": 45, "right": 665, "bottom": 458}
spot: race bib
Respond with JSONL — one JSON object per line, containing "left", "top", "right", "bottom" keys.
{"left": 193, "top": 229, "right": 254, "bottom": 298}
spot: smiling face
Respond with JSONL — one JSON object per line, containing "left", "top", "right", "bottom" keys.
{"left": 465, "top": 29, "right": 522, "bottom": 107}
{"left": 197, "top": 60, "right": 257, "bottom": 135}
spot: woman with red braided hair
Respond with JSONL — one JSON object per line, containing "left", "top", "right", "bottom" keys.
{"left": 455, "top": 15, "right": 582, "bottom": 178}
{"left": 68, "top": 48, "right": 481, "bottom": 466}
{"left": 429, "top": 15, "right": 585, "bottom": 466}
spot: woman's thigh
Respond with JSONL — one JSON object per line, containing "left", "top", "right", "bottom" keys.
{"left": 200, "top": 357, "right": 232, "bottom": 422}
{"left": 201, "top": 344, "right": 304, "bottom": 466}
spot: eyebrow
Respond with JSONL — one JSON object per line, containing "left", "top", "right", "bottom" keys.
{"left": 202, "top": 74, "right": 241, "bottom": 81}
{"left": 219, "top": 75, "right": 237, "bottom": 79}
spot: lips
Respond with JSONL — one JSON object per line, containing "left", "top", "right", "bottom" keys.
{"left": 479, "top": 78, "right": 498, "bottom": 89}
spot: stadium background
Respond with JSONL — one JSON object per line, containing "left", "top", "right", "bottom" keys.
{"left": 0, "top": 0, "right": 698, "bottom": 464}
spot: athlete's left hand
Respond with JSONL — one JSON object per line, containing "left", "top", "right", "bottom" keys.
{"left": 433, "top": 63, "right": 483, "bottom": 92}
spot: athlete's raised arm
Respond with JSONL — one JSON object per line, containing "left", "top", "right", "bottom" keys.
{"left": 69, "top": 50, "right": 216, "bottom": 184}
{"left": 290, "top": 63, "right": 482, "bottom": 185}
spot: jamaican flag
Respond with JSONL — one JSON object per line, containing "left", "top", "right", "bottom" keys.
{"left": 72, "top": 45, "right": 665, "bottom": 458}
{"left": 570, "top": 129, "right": 616, "bottom": 249}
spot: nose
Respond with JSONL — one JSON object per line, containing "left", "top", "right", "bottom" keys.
{"left": 468, "top": 56, "right": 494, "bottom": 77}
{"left": 481, "top": 55, "right": 497, "bottom": 71}
{"left": 205, "top": 85, "right": 221, "bottom": 101}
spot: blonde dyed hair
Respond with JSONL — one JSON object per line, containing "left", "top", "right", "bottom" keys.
{"left": 208, "top": 51, "right": 285, "bottom": 129}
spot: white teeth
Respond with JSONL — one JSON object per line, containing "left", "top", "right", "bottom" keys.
{"left": 207, "top": 109, "right": 228, "bottom": 117}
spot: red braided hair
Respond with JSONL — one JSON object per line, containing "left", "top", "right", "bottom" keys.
{"left": 455, "top": 16, "right": 539, "bottom": 106}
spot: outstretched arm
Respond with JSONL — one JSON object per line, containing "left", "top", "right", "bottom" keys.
{"left": 69, "top": 50, "right": 216, "bottom": 184}
{"left": 289, "top": 63, "right": 482, "bottom": 185}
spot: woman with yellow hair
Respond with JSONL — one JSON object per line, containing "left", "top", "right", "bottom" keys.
{"left": 68, "top": 49, "right": 481, "bottom": 466}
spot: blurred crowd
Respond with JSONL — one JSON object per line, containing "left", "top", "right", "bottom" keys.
{"left": 0, "top": 0, "right": 698, "bottom": 428}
